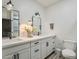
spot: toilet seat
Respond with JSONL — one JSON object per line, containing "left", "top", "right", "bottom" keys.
{"left": 62, "top": 49, "right": 76, "bottom": 57}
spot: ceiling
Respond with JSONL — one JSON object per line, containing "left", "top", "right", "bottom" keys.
{"left": 35, "top": 0, "right": 61, "bottom": 7}
{"left": 2, "top": 0, "right": 61, "bottom": 7}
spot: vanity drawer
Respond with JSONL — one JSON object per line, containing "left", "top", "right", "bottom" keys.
{"left": 31, "top": 40, "right": 41, "bottom": 47}
{"left": 3, "top": 43, "right": 30, "bottom": 56}
{"left": 31, "top": 45, "right": 41, "bottom": 59}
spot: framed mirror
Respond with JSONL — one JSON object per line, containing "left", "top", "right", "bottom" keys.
{"left": 32, "top": 12, "right": 41, "bottom": 35}
{"left": 2, "top": 8, "right": 20, "bottom": 38}
{"left": 11, "top": 10, "right": 20, "bottom": 38}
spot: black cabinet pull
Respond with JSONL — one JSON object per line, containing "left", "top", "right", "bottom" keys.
{"left": 46, "top": 42, "right": 49, "bottom": 47}
{"left": 34, "top": 42, "right": 39, "bottom": 44}
{"left": 52, "top": 48, "right": 55, "bottom": 51}
{"left": 17, "top": 53, "right": 19, "bottom": 59}
{"left": 13, "top": 54, "right": 17, "bottom": 59}
{"left": 35, "top": 49, "right": 39, "bottom": 52}
{"left": 53, "top": 35, "right": 56, "bottom": 39}
{"left": 13, "top": 53, "right": 19, "bottom": 59}
{"left": 53, "top": 42, "right": 55, "bottom": 44}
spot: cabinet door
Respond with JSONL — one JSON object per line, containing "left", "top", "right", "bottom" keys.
{"left": 51, "top": 38, "right": 55, "bottom": 50}
{"left": 41, "top": 39, "right": 46, "bottom": 59}
{"left": 46, "top": 37, "right": 55, "bottom": 56}
{"left": 3, "top": 54, "right": 13, "bottom": 59}
{"left": 18, "top": 48, "right": 30, "bottom": 59}
{"left": 49, "top": 38, "right": 55, "bottom": 54}
{"left": 46, "top": 38, "right": 51, "bottom": 56}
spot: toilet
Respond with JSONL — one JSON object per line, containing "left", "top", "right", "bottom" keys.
{"left": 62, "top": 40, "right": 76, "bottom": 59}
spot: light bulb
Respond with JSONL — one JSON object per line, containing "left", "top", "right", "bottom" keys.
{"left": 6, "top": 4, "right": 13, "bottom": 10}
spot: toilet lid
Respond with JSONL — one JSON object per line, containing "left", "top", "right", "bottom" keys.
{"left": 62, "top": 49, "right": 76, "bottom": 57}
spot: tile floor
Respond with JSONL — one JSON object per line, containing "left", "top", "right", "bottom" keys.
{"left": 47, "top": 54, "right": 76, "bottom": 59}
{"left": 47, "top": 51, "right": 64, "bottom": 59}
{"left": 47, "top": 55, "right": 64, "bottom": 59}
{"left": 47, "top": 51, "right": 76, "bottom": 59}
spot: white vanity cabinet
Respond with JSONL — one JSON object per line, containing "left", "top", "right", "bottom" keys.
{"left": 3, "top": 43, "right": 30, "bottom": 59}
{"left": 2, "top": 35, "right": 56, "bottom": 59}
{"left": 41, "top": 36, "right": 55, "bottom": 59}
{"left": 3, "top": 48, "right": 30, "bottom": 59}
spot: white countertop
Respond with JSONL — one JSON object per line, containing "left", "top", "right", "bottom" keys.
{"left": 2, "top": 34, "right": 56, "bottom": 49}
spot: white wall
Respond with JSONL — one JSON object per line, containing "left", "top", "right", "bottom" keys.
{"left": 46, "top": 0, "right": 77, "bottom": 41}
{"left": 2, "top": 8, "right": 11, "bottom": 19}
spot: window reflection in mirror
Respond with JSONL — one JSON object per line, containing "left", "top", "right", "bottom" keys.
{"left": 11, "top": 10, "right": 20, "bottom": 38}
{"left": 32, "top": 12, "right": 42, "bottom": 36}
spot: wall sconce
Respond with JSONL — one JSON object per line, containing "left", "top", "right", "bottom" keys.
{"left": 35, "top": 12, "right": 40, "bottom": 16}
{"left": 6, "top": 0, "right": 14, "bottom": 10}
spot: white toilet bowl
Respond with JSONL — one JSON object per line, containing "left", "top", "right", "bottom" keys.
{"left": 62, "top": 49, "right": 76, "bottom": 59}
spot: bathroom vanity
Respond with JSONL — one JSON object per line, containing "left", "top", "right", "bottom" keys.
{"left": 2, "top": 34, "right": 56, "bottom": 59}
{"left": 2, "top": 7, "right": 56, "bottom": 59}
{"left": 2, "top": 4, "right": 56, "bottom": 59}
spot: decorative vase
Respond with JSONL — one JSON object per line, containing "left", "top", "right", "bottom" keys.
{"left": 27, "top": 32, "right": 33, "bottom": 37}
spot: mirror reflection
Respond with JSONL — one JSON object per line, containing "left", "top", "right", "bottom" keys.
{"left": 2, "top": 7, "right": 20, "bottom": 39}
{"left": 32, "top": 12, "right": 42, "bottom": 35}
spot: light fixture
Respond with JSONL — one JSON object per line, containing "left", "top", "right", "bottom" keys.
{"left": 35, "top": 12, "right": 40, "bottom": 16}
{"left": 6, "top": 0, "right": 14, "bottom": 10}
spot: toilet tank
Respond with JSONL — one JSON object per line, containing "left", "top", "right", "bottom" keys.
{"left": 55, "top": 38, "right": 64, "bottom": 50}
{"left": 63, "top": 40, "right": 77, "bottom": 51}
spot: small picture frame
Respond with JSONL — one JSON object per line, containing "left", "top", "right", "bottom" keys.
{"left": 50, "top": 23, "right": 54, "bottom": 30}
